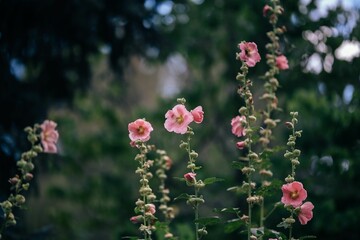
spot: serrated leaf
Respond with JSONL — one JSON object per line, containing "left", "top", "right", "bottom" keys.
{"left": 174, "top": 193, "right": 190, "bottom": 201}
{"left": 195, "top": 216, "right": 221, "bottom": 226}
{"left": 203, "top": 177, "right": 224, "bottom": 185}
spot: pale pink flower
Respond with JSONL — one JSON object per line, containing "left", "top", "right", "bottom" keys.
{"left": 128, "top": 119, "right": 153, "bottom": 142}
{"left": 236, "top": 141, "right": 246, "bottom": 150}
{"left": 231, "top": 115, "right": 247, "bottom": 137}
{"left": 276, "top": 55, "right": 289, "bottom": 70}
{"left": 164, "top": 104, "right": 193, "bottom": 134}
{"left": 184, "top": 172, "right": 196, "bottom": 184}
{"left": 191, "top": 106, "right": 204, "bottom": 124}
{"left": 40, "top": 120, "right": 59, "bottom": 153}
{"left": 130, "top": 215, "right": 143, "bottom": 224}
{"left": 263, "top": 5, "right": 272, "bottom": 17}
{"left": 298, "top": 201, "right": 314, "bottom": 225}
{"left": 281, "top": 181, "right": 308, "bottom": 207}
{"left": 164, "top": 156, "right": 172, "bottom": 170}
{"left": 145, "top": 203, "right": 156, "bottom": 215}
{"left": 238, "top": 42, "right": 261, "bottom": 67}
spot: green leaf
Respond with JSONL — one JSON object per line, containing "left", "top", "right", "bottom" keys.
{"left": 173, "top": 177, "right": 185, "bottom": 182}
{"left": 213, "top": 207, "right": 240, "bottom": 214}
{"left": 300, "top": 236, "right": 317, "bottom": 239}
{"left": 203, "top": 177, "right": 224, "bottom": 185}
{"left": 224, "top": 219, "right": 244, "bottom": 233}
{"left": 195, "top": 216, "right": 221, "bottom": 226}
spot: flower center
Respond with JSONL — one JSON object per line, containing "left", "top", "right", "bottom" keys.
{"left": 137, "top": 126, "right": 145, "bottom": 134}
{"left": 176, "top": 115, "right": 184, "bottom": 124}
{"left": 290, "top": 191, "right": 299, "bottom": 199}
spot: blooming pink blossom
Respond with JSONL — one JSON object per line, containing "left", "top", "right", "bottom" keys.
{"left": 298, "top": 201, "right": 314, "bottom": 225}
{"left": 164, "top": 104, "right": 193, "bottom": 134}
{"left": 281, "top": 181, "right": 308, "bottom": 207}
{"left": 263, "top": 5, "right": 272, "bottom": 17}
{"left": 128, "top": 119, "right": 153, "bottom": 142}
{"left": 238, "top": 42, "right": 261, "bottom": 67}
{"left": 236, "top": 141, "right": 246, "bottom": 150}
{"left": 40, "top": 120, "right": 59, "bottom": 153}
{"left": 276, "top": 55, "right": 289, "bottom": 70}
{"left": 145, "top": 203, "right": 156, "bottom": 215}
{"left": 184, "top": 172, "right": 196, "bottom": 184}
{"left": 231, "top": 115, "right": 247, "bottom": 137}
{"left": 191, "top": 106, "right": 204, "bottom": 124}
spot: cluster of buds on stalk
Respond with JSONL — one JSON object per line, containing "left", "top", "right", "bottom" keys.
{"left": 132, "top": 141, "right": 157, "bottom": 239}
{"left": 155, "top": 149, "right": 175, "bottom": 239}
{"left": 0, "top": 120, "right": 59, "bottom": 238}
{"left": 260, "top": 0, "right": 288, "bottom": 149}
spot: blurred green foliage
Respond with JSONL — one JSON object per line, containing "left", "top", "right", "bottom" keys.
{"left": 1, "top": 0, "right": 360, "bottom": 239}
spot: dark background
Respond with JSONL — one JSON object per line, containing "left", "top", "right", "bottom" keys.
{"left": 1, "top": 0, "right": 359, "bottom": 239}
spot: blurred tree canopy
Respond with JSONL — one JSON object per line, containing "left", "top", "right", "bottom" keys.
{"left": 1, "top": 0, "right": 360, "bottom": 239}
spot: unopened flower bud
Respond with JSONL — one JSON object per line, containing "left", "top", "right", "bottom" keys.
{"left": 248, "top": 152, "right": 258, "bottom": 160}
{"left": 285, "top": 176, "right": 294, "bottom": 183}
{"left": 239, "top": 107, "right": 248, "bottom": 115}
{"left": 22, "top": 183, "right": 30, "bottom": 190}
{"left": 195, "top": 180, "right": 205, "bottom": 189}
{"left": 24, "top": 173, "right": 33, "bottom": 181}
{"left": 9, "top": 176, "right": 20, "bottom": 185}
{"left": 190, "top": 151, "right": 198, "bottom": 158}
{"left": 17, "top": 159, "right": 27, "bottom": 168}
{"left": 164, "top": 232, "right": 174, "bottom": 238}
{"left": 295, "top": 130, "right": 302, "bottom": 137}
{"left": 198, "top": 228, "right": 208, "bottom": 236}
{"left": 241, "top": 167, "right": 255, "bottom": 174}
{"left": 293, "top": 149, "right": 301, "bottom": 157}
{"left": 285, "top": 121, "right": 294, "bottom": 129}
{"left": 259, "top": 169, "right": 273, "bottom": 177}
{"left": 248, "top": 115, "right": 256, "bottom": 122}
{"left": 179, "top": 142, "right": 188, "bottom": 149}
{"left": 291, "top": 159, "right": 300, "bottom": 165}
{"left": 250, "top": 235, "right": 258, "bottom": 240}
{"left": 236, "top": 73, "right": 245, "bottom": 81}
{"left": 177, "top": 98, "right": 186, "bottom": 104}
{"left": 284, "top": 217, "right": 295, "bottom": 224}
{"left": 33, "top": 145, "right": 43, "bottom": 153}
{"left": 287, "top": 141, "right": 296, "bottom": 147}
{"left": 135, "top": 199, "right": 145, "bottom": 207}
{"left": 264, "top": 118, "right": 277, "bottom": 128}
{"left": 15, "top": 194, "right": 26, "bottom": 205}
{"left": 284, "top": 151, "right": 293, "bottom": 159}
{"left": 147, "top": 194, "right": 156, "bottom": 201}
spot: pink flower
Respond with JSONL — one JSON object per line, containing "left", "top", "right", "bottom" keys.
{"left": 164, "top": 104, "right": 193, "bottom": 134}
{"left": 231, "top": 115, "right": 247, "bottom": 137}
{"left": 236, "top": 141, "right": 246, "bottom": 150}
{"left": 145, "top": 203, "right": 156, "bottom": 215}
{"left": 128, "top": 119, "right": 153, "bottom": 142}
{"left": 263, "top": 5, "right": 272, "bottom": 17}
{"left": 130, "top": 215, "right": 143, "bottom": 224}
{"left": 281, "top": 181, "right": 308, "bottom": 207}
{"left": 191, "top": 106, "right": 204, "bottom": 124}
{"left": 276, "top": 55, "right": 289, "bottom": 70}
{"left": 184, "top": 172, "right": 196, "bottom": 184}
{"left": 238, "top": 42, "right": 261, "bottom": 67}
{"left": 40, "top": 120, "right": 59, "bottom": 153}
{"left": 298, "top": 201, "right": 314, "bottom": 225}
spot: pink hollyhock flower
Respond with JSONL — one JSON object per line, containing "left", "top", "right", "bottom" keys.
{"left": 238, "top": 42, "right": 261, "bottom": 67}
{"left": 128, "top": 119, "right": 153, "bottom": 142}
{"left": 145, "top": 203, "right": 156, "bottom": 215}
{"left": 276, "top": 55, "right": 289, "bottom": 70}
{"left": 184, "top": 172, "right": 196, "bottom": 184}
{"left": 236, "top": 141, "right": 246, "bottom": 150}
{"left": 191, "top": 106, "right": 204, "bottom": 124}
{"left": 281, "top": 181, "right": 308, "bottom": 207}
{"left": 130, "top": 215, "right": 143, "bottom": 224}
{"left": 298, "top": 201, "right": 314, "bottom": 225}
{"left": 164, "top": 104, "right": 193, "bottom": 134}
{"left": 231, "top": 115, "right": 247, "bottom": 137}
{"left": 40, "top": 120, "right": 59, "bottom": 153}
{"left": 263, "top": 5, "right": 272, "bottom": 17}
